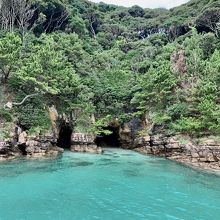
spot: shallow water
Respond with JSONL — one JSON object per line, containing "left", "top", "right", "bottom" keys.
{"left": 0, "top": 148, "right": 220, "bottom": 220}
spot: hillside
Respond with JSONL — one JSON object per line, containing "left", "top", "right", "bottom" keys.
{"left": 0, "top": 0, "right": 220, "bottom": 139}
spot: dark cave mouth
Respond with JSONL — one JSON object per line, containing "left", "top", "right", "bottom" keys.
{"left": 57, "top": 123, "right": 73, "bottom": 149}
{"left": 18, "top": 144, "right": 28, "bottom": 156}
{"left": 95, "top": 126, "right": 121, "bottom": 148}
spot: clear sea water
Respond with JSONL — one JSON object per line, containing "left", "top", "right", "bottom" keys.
{"left": 0, "top": 148, "right": 220, "bottom": 220}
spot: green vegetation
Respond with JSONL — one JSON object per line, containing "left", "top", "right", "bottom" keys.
{"left": 0, "top": 108, "right": 13, "bottom": 122}
{"left": 0, "top": 0, "right": 220, "bottom": 136}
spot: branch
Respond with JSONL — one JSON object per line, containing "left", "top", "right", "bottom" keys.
{"left": 12, "top": 93, "right": 39, "bottom": 106}
{"left": 90, "top": 22, "right": 96, "bottom": 39}
{"left": 53, "top": 10, "right": 69, "bottom": 32}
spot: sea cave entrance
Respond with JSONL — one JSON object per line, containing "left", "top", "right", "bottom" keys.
{"left": 57, "top": 123, "right": 73, "bottom": 149}
{"left": 95, "top": 126, "right": 121, "bottom": 148}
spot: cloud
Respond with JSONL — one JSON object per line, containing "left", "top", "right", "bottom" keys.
{"left": 89, "top": 0, "right": 189, "bottom": 9}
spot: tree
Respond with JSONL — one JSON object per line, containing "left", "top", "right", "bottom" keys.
{"left": 84, "top": 8, "right": 101, "bottom": 38}
{"left": 128, "top": 5, "right": 145, "bottom": 17}
{"left": 15, "top": 36, "right": 79, "bottom": 95}
{"left": 0, "top": 33, "right": 22, "bottom": 84}
{"left": 196, "top": 8, "right": 220, "bottom": 37}
{"left": 0, "top": 0, "right": 45, "bottom": 42}
{"left": 12, "top": 34, "right": 91, "bottom": 126}
{"left": 136, "top": 62, "right": 177, "bottom": 111}
{"left": 82, "top": 48, "right": 136, "bottom": 119}
{"left": 16, "top": 0, "right": 37, "bottom": 40}
{"left": 0, "top": 0, "right": 16, "bottom": 32}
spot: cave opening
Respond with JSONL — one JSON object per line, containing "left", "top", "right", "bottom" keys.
{"left": 95, "top": 126, "right": 121, "bottom": 148}
{"left": 57, "top": 123, "right": 73, "bottom": 149}
{"left": 18, "top": 144, "right": 27, "bottom": 156}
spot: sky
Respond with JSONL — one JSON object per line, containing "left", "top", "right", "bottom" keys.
{"left": 90, "top": 0, "right": 189, "bottom": 9}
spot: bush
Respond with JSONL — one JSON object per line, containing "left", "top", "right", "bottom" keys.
{"left": 171, "top": 117, "right": 202, "bottom": 135}
{"left": 152, "top": 112, "right": 171, "bottom": 125}
{"left": 17, "top": 103, "right": 51, "bottom": 132}
{"left": 0, "top": 109, "right": 13, "bottom": 122}
{"left": 167, "top": 103, "right": 189, "bottom": 120}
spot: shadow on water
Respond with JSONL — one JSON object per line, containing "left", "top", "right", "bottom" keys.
{"left": 0, "top": 155, "right": 95, "bottom": 178}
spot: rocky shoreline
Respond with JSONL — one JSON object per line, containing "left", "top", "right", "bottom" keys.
{"left": 133, "top": 134, "right": 220, "bottom": 172}
{"left": 1, "top": 122, "right": 220, "bottom": 173}
{"left": 0, "top": 131, "right": 103, "bottom": 161}
{"left": 0, "top": 135, "right": 64, "bottom": 161}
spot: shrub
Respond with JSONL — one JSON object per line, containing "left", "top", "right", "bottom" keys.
{"left": 17, "top": 103, "right": 51, "bottom": 132}
{"left": 0, "top": 109, "right": 13, "bottom": 122}
{"left": 167, "top": 103, "right": 189, "bottom": 120}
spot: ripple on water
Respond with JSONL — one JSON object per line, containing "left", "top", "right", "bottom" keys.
{"left": 73, "top": 161, "right": 94, "bottom": 167}
{"left": 127, "top": 161, "right": 145, "bottom": 166}
{"left": 123, "top": 169, "right": 142, "bottom": 177}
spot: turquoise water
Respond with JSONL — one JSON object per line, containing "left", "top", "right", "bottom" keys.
{"left": 0, "top": 149, "right": 220, "bottom": 220}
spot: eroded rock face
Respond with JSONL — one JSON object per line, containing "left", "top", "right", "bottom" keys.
{"left": 135, "top": 135, "right": 220, "bottom": 171}
{"left": 18, "top": 131, "right": 28, "bottom": 144}
{"left": 0, "top": 141, "right": 22, "bottom": 161}
{"left": 171, "top": 50, "right": 187, "bottom": 75}
{"left": 72, "top": 133, "right": 96, "bottom": 144}
{"left": 119, "top": 119, "right": 220, "bottom": 171}
{"left": 0, "top": 134, "right": 64, "bottom": 161}
{"left": 71, "top": 133, "right": 103, "bottom": 154}
{"left": 24, "top": 136, "right": 64, "bottom": 158}
{"left": 119, "top": 118, "right": 143, "bottom": 149}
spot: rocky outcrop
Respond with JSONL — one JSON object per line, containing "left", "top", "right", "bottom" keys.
{"left": 172, "top": 138, "right": 220, "bottom": 171}
{"left": 171, "top": 50, "right": 187, "bottom": 75}
{"left": 119, "top": 118, "right": 144, "bottom": 149}
{"left": 18, "top": 131, "right": 27, "bottom": 144}
{"left": 71, "top": 133, "right": 103, "bottom": 154}
{"left": 0, "top": 133, "right": 64, "bottom": 161}
{"left": 138, "top": 25, "right": 190, "bottom": 40}
{"left": 134, "top": 134, "right": 182, "bottom": 156}
{"left": 135, "top": 135, "right": 220, "bottom": 171}
{"left": 25, "top": 135, "right": 64, "bottom": 158}
{"left": 118, "top": 119, "right": 220, "bottom": 171}
{"left": 0, "top": 141, "right": 22, "bottom": 161}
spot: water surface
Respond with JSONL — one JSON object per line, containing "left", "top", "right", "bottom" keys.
{"left": 0, "top": 148, "right": 220, "bottom": 220}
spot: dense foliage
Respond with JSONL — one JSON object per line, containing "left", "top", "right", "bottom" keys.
{"left": 0, "top": 0, "right": 220, "bottom": 136}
